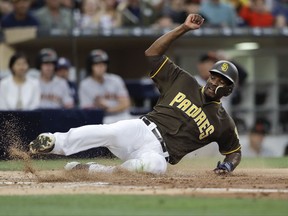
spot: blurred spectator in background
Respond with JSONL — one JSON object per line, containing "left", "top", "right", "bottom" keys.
{"left": 79, "top": 0, "right": 101, "bottom": 30}
{"left": 224, "top": 0, "right": 248, "bottom": 26}
{"left": 154, "top": 0, "right": 186, "bottom": 28}
{"left": 272, "top": 0, "right": 288, "bottom": 28}
{"left": 29, "top": 0, "right": 45, "bottom": 10}
{"left": 118, "top": 0, "right": 160, "bottom": 27}
{"left": 225, "top": 0, "right": 248, "bottom": 13}
{"left": 60, "top": 0, "right": 74, "bottom": 9}
{"left": 239, "top": 0, "right": 274, "bottom": 27}
{"left": 284, "top": 143, "right": 288, "bottom": 156}
{"left": 200, "top": 0, "right": 238, "bottom": 27}
{"left": 241, "top": 120, "right": 271, "bottom": 157}
{"left": 0, "top": 52, "right": 40, "bottom": 110}
{"left": 55, "top": 57, "right": 78, "bottom": 106}
{"left": 94, "top": 0, "right": 122, "bottom": 30}
{"left": 1, "top": 0, "right": 38, "bottom": 29}
{"left": 36, "top": 48, "right": 74, "bottom": 109}
{"left": 33, "top": 0, "right": 72, "bottom": 32}
{"left": 184, "top": 0, "right": 207, "bottom": 22}
{"left": 195, "top": 52, "right": 218, "bottom": 87}
{"left": 167, "top": 0, "right": 188, "bottom": 23}
{"left": 0, "top": 0, "right": 13, "bottom": 21}
{"left": 79, "top": 49, "right": 131, "bottom": 124}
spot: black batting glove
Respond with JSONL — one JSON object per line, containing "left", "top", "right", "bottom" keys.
{"left": 213, "top": 161, "right": 234, "bottom": 175}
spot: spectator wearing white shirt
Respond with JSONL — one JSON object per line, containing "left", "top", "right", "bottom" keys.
{"left": 0, "top": 52, "right": 41, "bottom": 110}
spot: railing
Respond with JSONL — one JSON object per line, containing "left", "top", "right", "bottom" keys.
{"left": 1, "top": 26, "right": 288, "bottom": 40}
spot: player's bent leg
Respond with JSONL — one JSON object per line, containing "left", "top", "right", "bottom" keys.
{"left": 120, "top": 152, "right": 167, "bottom": 174}
{"left": 47, "top": 120, "right": 143, "bottom": 157}
{"left": 45, "top": 124, "right": 119, "bottom": 156}
{"left": 29, "top": 121, "right": 131, "bottom": 156}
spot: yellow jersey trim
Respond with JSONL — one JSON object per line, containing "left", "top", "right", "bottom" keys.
{"left": 221, "top": 145, "right": 241, "bottom": 155}
{"left": 150, "top": 56, "right": 169, "bottom": 78}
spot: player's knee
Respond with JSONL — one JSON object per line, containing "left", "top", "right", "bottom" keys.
{"left": 143, "top": 156, "right": 167, "bottom": 174}
{"left": 120, "top": 153, "right": 167, "bottom": 175}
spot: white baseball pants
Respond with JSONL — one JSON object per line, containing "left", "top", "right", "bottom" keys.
{"left": 50, "top": 119, "right": 168, "bottom": 174}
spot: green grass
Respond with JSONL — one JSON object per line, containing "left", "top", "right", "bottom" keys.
{"left": 0, "top": 157, "right": 287, "bottom": 171}
{"left": 177, "top": 156, "right": 288, "bottom": 170}
{"left": 239, "top": 157, "right": 288, "bottom": 168}
{"left": 0, "top": 194, "right": 287, "bottom": 216}
{"left": 0, "top": 158, "right": 120, "bottom": 171}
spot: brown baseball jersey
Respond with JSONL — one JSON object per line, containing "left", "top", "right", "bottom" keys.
{"left": 145, "top": 55, "right": 241, "bottom": 164}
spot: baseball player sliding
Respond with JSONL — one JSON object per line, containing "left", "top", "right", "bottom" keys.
{"left": 29, "top": 14, "right": 241, "bottom": 175}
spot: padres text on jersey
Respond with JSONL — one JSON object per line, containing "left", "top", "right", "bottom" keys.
{"left": 169, "top": 92, "right": 215, "bottom": 140}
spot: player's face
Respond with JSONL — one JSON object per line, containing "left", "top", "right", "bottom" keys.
{"left": 56, "top": 68, "right": 69, "bottom": 79}
{"left": 41, "top": 62, "right": 55, "bottom": 79}
{"left": 204, "top": 73, "right": 229, "bottom": 100}
{"left": 91, "top": 62, "right": 107, "bottom": 79}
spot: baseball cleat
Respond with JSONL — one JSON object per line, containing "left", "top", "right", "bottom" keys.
{"left": 29, "top": 133, "right": 55, "bottom": 154}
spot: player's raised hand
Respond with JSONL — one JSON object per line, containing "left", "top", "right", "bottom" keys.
{"left": 184, "top": 14, "right": 204, "bottom": 30}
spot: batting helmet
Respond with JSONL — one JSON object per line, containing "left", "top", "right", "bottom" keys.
{"left": 36, "top": 48, "right": 58, "bottom": 70}
{"left": 209, "top": 60, "right": 239, "bottom": 97}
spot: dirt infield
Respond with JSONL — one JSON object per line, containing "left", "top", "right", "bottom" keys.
{"left": 1, "top": 147, "right": 287, "bottom": 198}
{"left": 1, "top": 167, "right": 288, "bottom": 199}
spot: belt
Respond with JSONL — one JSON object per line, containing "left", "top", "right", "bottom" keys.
{"left": 140, "top": 116, "right": 170, "bottom": 162}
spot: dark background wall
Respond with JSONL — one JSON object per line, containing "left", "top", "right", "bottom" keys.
{"left": 0, "top": 109, "right": 109, "bottom": 160}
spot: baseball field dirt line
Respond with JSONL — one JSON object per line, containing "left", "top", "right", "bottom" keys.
{"left": 0, "top": 183, "right": 288, "bottom": 199}
{"left": 0, "top": 168, "right": 288, "bottom": 198}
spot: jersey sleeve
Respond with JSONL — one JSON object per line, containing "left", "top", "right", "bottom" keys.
{"left": 217, "top": 125, "right": 241, "bottom": 155}
{"left": 147, "top": 55, "right": 186, "bottom": 94}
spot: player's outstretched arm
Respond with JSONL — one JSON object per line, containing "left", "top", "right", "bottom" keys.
{"left": 145, "top": 14, "right": 204, "bottom": 57}
{"left": 213, "top": 151, "right": 242, "bottom": 175}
